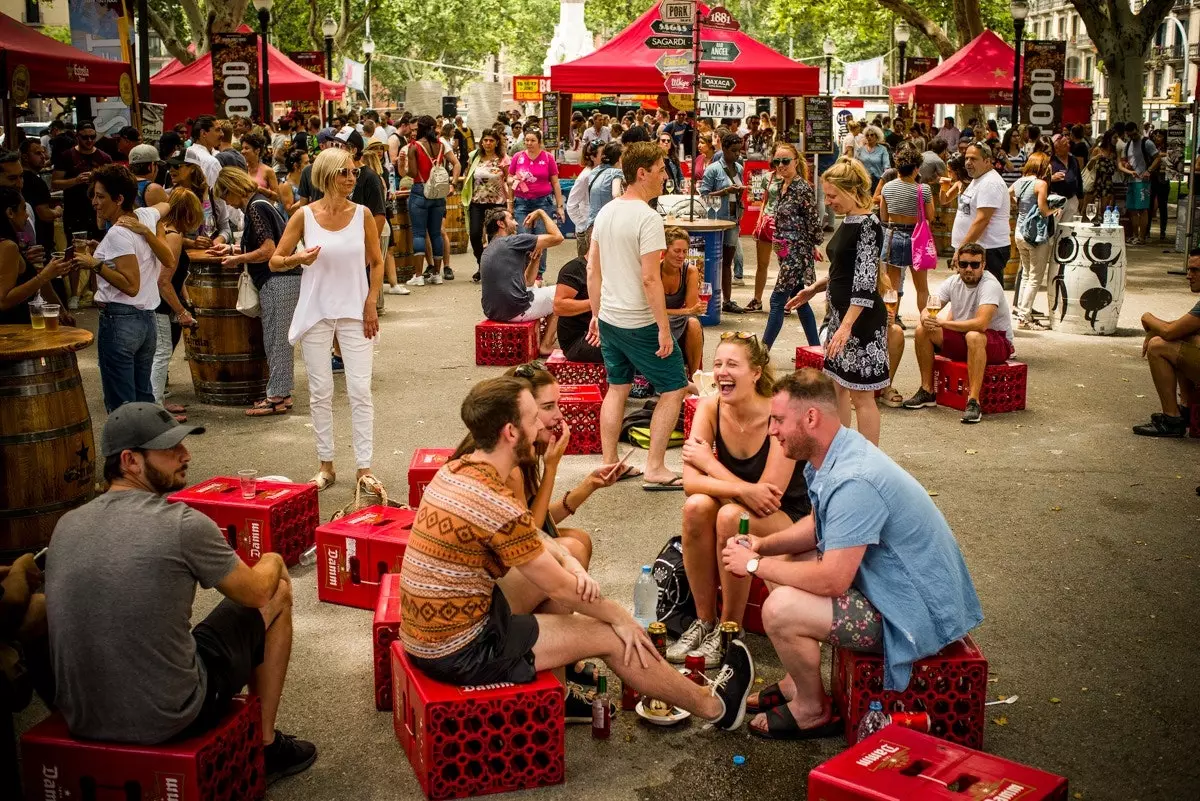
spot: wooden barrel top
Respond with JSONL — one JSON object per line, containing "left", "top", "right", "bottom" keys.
{"left": 661, "top": 216, "right": 737, "bottom": 232}
{"left": 186, "top": 249, "right": 226, "bottom": 265}
{"left": 0, "top": 325, "right": 93, "bottom": 360}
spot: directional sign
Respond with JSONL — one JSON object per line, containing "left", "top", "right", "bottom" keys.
{"left": 700, "top": 100, "right": 746, "bottom": 119}
{"left": 664, "top": 73, "right": 695, "bottom": 94}
{"left": 650, "top": 20, "right": 693, "bottom": 36}
{"left": 701, "top": 40, "right": 741, "bottom": 63}
{"left": 698, "top": 74, "right": 736, "bottom": 93}
{"left": 655, "top": 51, "right": 695, "bottom": 75}
{"left": 703, "top": 6, "right": 740, "bottom": 31}
{"left": 660, "top": 0, "right": 696, "bottom": 24}
{"left": 647, "top": 34, "right": 693, "bottom": 49}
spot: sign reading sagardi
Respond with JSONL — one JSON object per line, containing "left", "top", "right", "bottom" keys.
{"left": 1020, "top": 40, "right": 1065, "bottom": 132}
{"left": 210, "top": 32, "right": 260, "bottom": 121}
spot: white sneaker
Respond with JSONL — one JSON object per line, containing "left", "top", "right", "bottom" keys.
{"left": 406, "top": 274, "right": 425, "bottom": 287}
{"left": 386, "top": 284, "right": 410, "bottom": 295}
{"left": 429, "top": 272, "right": 444, "bottom": 285}
{"left": 733, "top": 277, "right": 746, "bottom": 287}
{"left": 67, "top": 296, "right": 80, "bottom": 310}
{"left": 665, "top": 619, "right": 715, "bottom": 663}
{"left": 694, "top": 626, "right": 727, "bottom": 668}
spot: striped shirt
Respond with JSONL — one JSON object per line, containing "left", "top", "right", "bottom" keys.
{"left": 399, "top": 458, "right": 544, "bottom": 659}
{"left": 881, "top": 179, "right": 919, "bottom": 217}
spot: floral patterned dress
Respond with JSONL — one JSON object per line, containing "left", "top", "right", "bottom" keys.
{"left": 823, "top": 213, "right": 890, "bottom": 392}
{"left": 770, "top": 176, "right": 821, "bottom": 296}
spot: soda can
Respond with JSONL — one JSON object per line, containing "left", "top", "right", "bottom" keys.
{"left": 719, "top": 621, "right": 740, "bottom": 658}
{"left": 684, "top": 652, "right": 706, "bottom": 685}
{"left": 648, "top": 622, "right": 668, "bottom": 657}
{"left": 889, "top": 711, "right": 931, "bottom": 732}
{"left": 621, "top": 683, "right": 639, "bottom": 711}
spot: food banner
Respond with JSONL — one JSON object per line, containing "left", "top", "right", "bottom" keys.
{"left": 1020, "top": 41, "right": 1066, "bottom": 132}
{"left": 210, "top": 32, "right": 260, "bottom": 120}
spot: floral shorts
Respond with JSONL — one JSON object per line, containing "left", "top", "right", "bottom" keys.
{"left": 827, "top": 587, "right": 884, "bottom": 652}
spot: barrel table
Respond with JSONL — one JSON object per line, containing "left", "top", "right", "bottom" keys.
{"left": 662, "top": 216, "right": 736, "bottom": 327}
{"left": 389, "top": 193, "right": 416, "bottom": 283}
{"left": 445, "top": 194, "right": 469, "bottom": 255}
{"left": 0, "top": 325, "right": 95, "bottom": 558}
{"left": 182, "top": 250, "right": 269, "bottom": 405}
{"left": 1050, "top": 221, "right": 1126, "bottom": 335}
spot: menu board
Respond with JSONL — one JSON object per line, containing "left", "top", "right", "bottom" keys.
{"left": 543, "top": 92, "right": 560, "bottom": 146}
{"left": 803, "top": 96, "right": 834, "bottom": 154}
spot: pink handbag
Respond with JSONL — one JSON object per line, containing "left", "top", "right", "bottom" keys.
{"left": 911, "top": 183, "right": 938, "bottom": 271}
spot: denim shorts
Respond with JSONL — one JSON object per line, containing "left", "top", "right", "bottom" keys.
{"left": 880, "top": 224, "right": 915, "bottom": 268}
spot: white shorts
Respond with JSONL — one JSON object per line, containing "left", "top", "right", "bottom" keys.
{"left": 511, "top": 285, "right": 557, "bottom": 322}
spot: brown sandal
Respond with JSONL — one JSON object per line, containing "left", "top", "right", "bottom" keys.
{"left": 245, "top": 398, "right": 290, "bottom": 417}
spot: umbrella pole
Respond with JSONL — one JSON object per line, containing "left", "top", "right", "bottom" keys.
{"left": 689, "top": 1, "right": 701, "bottom": 221}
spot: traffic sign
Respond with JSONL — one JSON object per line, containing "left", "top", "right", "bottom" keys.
{"left": 698, "top": 74, "right": 736, "bottom": 93}
{"left": 655, "top": 51, "right": 695, "bottom": 75}
{"left": 703, "top": 6, "right": 740, "bottom": 31}
{"left": 659, "top": 0, "right": 696, "bottom": 24}
{"left": 701, "top": 40, "right": 741, "bottom": 62}
{"left": 650, "top": 20, "right": 693, "bottom": 36}
{"left": 647, "top": 35, "right": 692, "bottom": 49}
{"left": 664, "top": 73, "right": 695, "bottom": 94}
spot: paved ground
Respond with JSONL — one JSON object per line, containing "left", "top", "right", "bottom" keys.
{"left": 14, "top": 232, "right": 1200, "bottom": 800}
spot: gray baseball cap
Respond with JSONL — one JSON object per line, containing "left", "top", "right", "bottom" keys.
{"left": 101, "top": 402, "right": 205, "bottom": 458}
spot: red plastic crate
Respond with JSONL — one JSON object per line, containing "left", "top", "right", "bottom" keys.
{"left": 408, "top": 448, "right": 453, "bottom": 508}
{"left": 795, "top": 344, "right": 825, "bottom": 371}
{"left": 315, "top": 506, "right": 415, "bottom": 610}
{"left": 832, "top": 635, "right": 988, "bottom": 748}
{"left": 390, "top": 641, "right": 565, "bottom": 800}
{"left": 475, "top": 320, "right": 539, "bottom": 366}
{"left": 559, "top": 384, "right": 603, "bottom": 455}
{"left": 933, "top": 356, "right": 1027, "bottom": 414}
{"left": 168, "top": 478, "right": 318, "bottom": 566}
{"left": 807, "top": 725, "right": 1068, "bottom": 801}
{"left": 683, "top": 395, "right": 698, "bottom": 439}
{"left": 21, "top": 695, "right": 264, "bottom": 801}
{"left": 374, "top": 573, "right": 404, "bottom": 711}
{"left": 545, "top": 349, "right": 608, "bottom": 395}
{"left": 716, "top": 574, "right": 770, "bottom": 635}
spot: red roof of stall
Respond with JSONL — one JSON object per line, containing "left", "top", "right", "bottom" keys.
{"left": 889, "top": 30, "right": 1093, "bottom": 123}
{"left": 551, "top": 1, "right": 818, "bottom": 96}
{"left": 1, "top": 14, "right": 131, "bottom": 97}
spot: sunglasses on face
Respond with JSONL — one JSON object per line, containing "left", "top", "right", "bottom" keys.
{"left": 335, "top": 167, "right": 361, "bottom": 178}
{"left": 771, "top": 157, "right": 794, "bottom": 167}
{"left": 78, "top": 134, "right": 96, "bottom": 141}
{"left": 957, "top": 259, "right": 984, "bottom": 269}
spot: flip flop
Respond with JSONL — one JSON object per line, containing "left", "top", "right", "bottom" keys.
{"left": 245, "top": 398, "right": 289, "bottom": 417}
{"left": 310, "top": 471, "right": 336, "bottom": 491}
{"left": 568, "top": 661, "right": 602, "bottom": 688}
{"left": 613, "top": 464, "right": 644, "bottom": 483}
{"left": 642, "top": 475, "right": 684, "bottom": 492}
{"left": 746, "top": 682, "right": 788, "bottom": 715}
{"left": 749, "top": 705, "right": 843, "bottom": 740}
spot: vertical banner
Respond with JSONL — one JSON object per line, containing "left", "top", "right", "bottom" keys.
{"left": 290, "top": 51, "right": 325, "bottom": 117}
{"left": 1020, "top": 40, "right": 1066, "bottom": 133}
{"left": 68, "top": 0, "right": 137, "bottom": 133}
{"left": 904, "top": 57, "right": 939, "bottom": 82}
{"left": 210, "top": 32, "right": 260, "bottom": 121}
{"left": 141, "top": 103, "right": 166, "bottom": 141}
{"left": 342, "top": 58, "right": 365, "bottom": 94}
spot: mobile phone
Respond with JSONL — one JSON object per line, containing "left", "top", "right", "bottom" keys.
{"left": 34, "top": 547, "right": 48, "bottom": 571}
{"left": 64, "top": 244, "right": 76, "bottom": 261}
{"left": 605, "top": 448, "right": 634, "bottom": 479}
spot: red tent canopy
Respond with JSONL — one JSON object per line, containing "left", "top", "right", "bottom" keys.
{"left": 551, "top": 1, "right": 818, "bottom": 96}
{"left": 151, "top": 32, "right": 343, "bottom": 125}
{"left": 889, "top": 30, "right": 1093, "bottom": 123}
{"left": 1, "top": 14, "right": 130, "bottom": 98}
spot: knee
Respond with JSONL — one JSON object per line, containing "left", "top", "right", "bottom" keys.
{"left": 1146, "top": 336, "right": 1169, "bottom": 357}
{"left": 686, "top": 317, "right": 702, "bottom": 340}
{"left": 715, "top": 502, "right": 748, "bottom": 542}
{"left": 682, "top": 494, "right": 717, "bottom": 540}
{"left": 964, "top": 330, "right": 986, "bottom": 349}
{"left": 761, "top": 587, "right": 794, "bottom": 636}
{"left": 557, "top": 530, "right": 593, "bottom": 567}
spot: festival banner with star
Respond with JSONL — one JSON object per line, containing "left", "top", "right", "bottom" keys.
{"left": 1020, "top": 41, "right": 1066, "bottom": 133}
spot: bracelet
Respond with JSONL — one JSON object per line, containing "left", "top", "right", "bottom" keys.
{"left": 561, "top": 490, "right": 576, "bottom": 516}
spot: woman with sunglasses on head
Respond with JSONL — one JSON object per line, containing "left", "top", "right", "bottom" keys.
{"left": 761, "top": 142, "right": 821, "bottom": 350}
{"left": 271, "top": 148, "right": 384, "bottom": 493}
{"left": 166, "top": 154, "right": 230, "bottom": 251}
{"left": 462, "top": 129, "right": 511, "bottom": 281}
{"left": 669, "top": 332, "right": 810, "bottom": 669}
{"left": 661, "top": 227, "right": 705, "bottom": 380}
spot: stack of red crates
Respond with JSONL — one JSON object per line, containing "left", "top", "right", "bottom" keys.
{"left": 475, "top": 320, "right": 539, "bottom": 366}
{"left": 558, "top": 384, "right": 603, "bottom": 455}
{"left": 315, "top": 506, "right": 415, "bottom": 609}
{"left": 546, "top": 349, "right": 608, "bottom": 395}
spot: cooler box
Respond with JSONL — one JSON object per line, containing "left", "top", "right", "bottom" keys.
{"left": 315, "top": 506, "right": 416, "bottom": 609}
{"left": 408, "top": 448, "right": 453, "bottom": 508}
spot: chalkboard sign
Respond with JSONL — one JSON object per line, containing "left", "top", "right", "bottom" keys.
{"left": 803, "top": 96, "right": 834, "bottom": 155}
{"left": 543, "top": 92, "right": 560, "bottom": 146}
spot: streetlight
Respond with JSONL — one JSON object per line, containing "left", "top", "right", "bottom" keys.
{"left": 252, "top": 0, "right": 273, "bottom": 124}
{"left": 322, "top": 14, "right": 338, "bottom": 121}
{"left": 823, "top": 37, "right": 836, "bottom": 96}
{"left": 1011, "top": 0, "right": 1028, "bottom": 128}
{"left": 894, "top": 20, "right": 910, "bottom": 84}
{"left": 362, "top": 36, "right": 375, "bottom": 110}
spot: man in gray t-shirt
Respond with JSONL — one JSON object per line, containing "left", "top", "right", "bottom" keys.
{"left": 902, "top": 243, "right": 1015, "bottom": 423}
{"left": 46, "top": 403, "right": 316, "bottom": 783}
{"left": 1132, "top": 250, "right": 1200, "bottom": 437}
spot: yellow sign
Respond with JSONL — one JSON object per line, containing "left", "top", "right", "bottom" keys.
{"left": 11, "top": 64, "right": 30, "bottom": 106}
{"left": 118, "top": 73, "right": 134, "bottom": 106}
{"left": 514, "top": 76, "right": 552, "bottom": 102}
{"left": 668, "top": 93, "right": 694, "bottom": 111}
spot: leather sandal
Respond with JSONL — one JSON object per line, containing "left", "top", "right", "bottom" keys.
{"left": 246, "top": 398, "right": 290, "bottom": 417}
{"left": 310, "top": 471, "right": 336, "bottom": 491}
{"left": 358, "top": 474, "right": 385, "bottom": 496}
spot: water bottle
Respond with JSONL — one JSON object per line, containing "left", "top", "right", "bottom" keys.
{"left": 632, "top": 565, "right": 658, "bottom": 628}
{"left": 856, "top": 700, "right": 890, "bottom": 742}
{"left": 1105, "top": 206, "right": 1116, "bottom": 227}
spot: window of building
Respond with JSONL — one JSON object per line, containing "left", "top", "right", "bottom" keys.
{"left": 1153, "top": 71, "right": 1163, "bottom": 98}
{"left": 1085, "top": 56, "right": 1093, "bottom": 80}
{"left": 1067, "top": 56, "right": 1080, "bottom": 80}
{"left": 25, "top": 0, "right": 41, "bottom": 24}
{"left": 1057, "top": 17, "right": 1065, "bottom": 38}
{"left": 1072, "top": 16, "right": 1079, "bottom": 38}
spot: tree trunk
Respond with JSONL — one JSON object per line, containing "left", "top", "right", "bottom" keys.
{"left": 1072, "top": 0, "right": 1175, "bottom": 125}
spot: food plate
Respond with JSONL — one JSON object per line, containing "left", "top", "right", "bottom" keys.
{"left": 635, "top": 700, "right": 691, "bottom": 726}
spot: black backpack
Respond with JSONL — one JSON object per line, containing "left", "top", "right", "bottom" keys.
{"left": 652, "top": 536, "right": 696, "bottom": 638}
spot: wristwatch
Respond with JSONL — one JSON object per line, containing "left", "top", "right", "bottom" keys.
{"left": 746, "top": 557, "right": 760, "bottom": 575}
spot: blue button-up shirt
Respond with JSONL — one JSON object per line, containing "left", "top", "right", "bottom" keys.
{"left": 804, "top": 427, "right": 983, "bottom": 691}
{"left": 699, "top": 152, "right": 743, "bottom": 221}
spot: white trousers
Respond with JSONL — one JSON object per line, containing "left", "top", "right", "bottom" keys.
{"left": 151, "top": 312, "right": 173, "bottom": 404}
{"left": 299, "top": 318, "right": 375, "bottom": 468}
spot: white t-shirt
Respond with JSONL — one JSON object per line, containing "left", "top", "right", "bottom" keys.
{"left": 593, "top": 197, "right": 667, "bottom": 330}
{"left": 952, "top": 169, "right": 1010, "bottom": 249}
{"left": 185, "top": 143, "right": 221, "bottom": 189}
{"left": 370, "top": 127, "right": 389, "bottom": 146}
{"left": 936, "top": 271, "right": 1014, "bottom": 343}
{"left": 93, "top": 207, "right": 163, "bottom": 311}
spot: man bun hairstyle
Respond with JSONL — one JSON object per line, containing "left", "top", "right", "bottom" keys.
{"left": 461, "top": 377, "right": 528, "bottom": 451}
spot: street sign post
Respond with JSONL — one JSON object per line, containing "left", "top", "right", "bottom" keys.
{"left": 698, "top": 74, "right": 736, "bottom": 93}
{"left": 664, "top": 73, "right": 695, "bottom": 94}
{"left": 650, "top": 20, "right": 693, "bottom": 36}
{"left": 655, "top": 51, "right": 694, "bottom": 75}
{"left": 701, "top": 41, "right": 741, "bottom": 62}
{"left": 703, "top": 6, "right": 740, "bottom": 30}
{"left": 647, "top": 34, "right": 693, "bottom": 49}
{"left": 660, "top": 0, "right": 696, "bottom": 24}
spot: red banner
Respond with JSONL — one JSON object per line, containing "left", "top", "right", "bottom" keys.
{"left": 289, "top": 51, "right": 325, "bottom": 116}
{"left": 210, "top": 32, "right": 259, "bottom": 120}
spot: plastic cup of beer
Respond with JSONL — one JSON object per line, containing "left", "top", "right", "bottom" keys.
{"left": 29, "top": 304, "right": 45, "bottom": 329}
{"left": 926, "top": 296, "right": 943, "bottom": 319}
{"left": 883, "top": 290, "right": 899, "bottom": 321}
{"left": 41, "top": 304, "right": 60, "bottom": 331}
{"left": 72, "top": 231, "right": 88, "bottom": 252}
{"left": 237, "top": 469, "right": 258, "bottom": 500}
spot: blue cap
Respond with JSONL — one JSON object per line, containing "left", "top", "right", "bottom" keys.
{"left": 733, "top": 755, "right": 746, "bottom": 766}
{"left": 642, "top": 565, "right": 651, "bottom": 573}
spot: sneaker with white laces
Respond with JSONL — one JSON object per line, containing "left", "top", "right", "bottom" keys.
{"left": 708, "top": 639, "right": 754, "bottom": 731}
{"left": 406, "top": 274, "right": 425, "bottom": 287}
{"left": 428, "top": 271, "right": 444, "bottom": 285}
{"left": 666, "top": 619, "right": 715, "bottom": 663}
{"left": 694, "top": 626, "right": 726, "bottom": 668}
{"left": 386, "top": 284, "right": 410, "bottom": 295}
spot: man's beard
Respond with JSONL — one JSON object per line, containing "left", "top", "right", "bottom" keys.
{"left": 516, "top": 429, "right": 539, "bottom": 467}
{"left": 961, "top": 271, "right": 981, "bottom": 286}
{"left": 145, "top": 460, "right": 187, "bottom": 493}
{"left": 783, "top": 429, "right": 817, "bottom": 463}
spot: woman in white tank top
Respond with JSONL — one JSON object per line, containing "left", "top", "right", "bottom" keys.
{"left": 271, "top": 148, "right": 385, "bottom": 493}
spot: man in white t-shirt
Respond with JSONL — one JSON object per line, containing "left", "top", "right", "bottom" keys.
{"left": 902, "top": 243, "right": 1015, "bottom": 424}
{"left": 585, "top": 141, "right": 682, "bottom": 490}
{"left": 952, "top": 142, "right": 1011, "bottom": 284}
{"left": 581, "top": 116, "right": 612, "bottom": 149}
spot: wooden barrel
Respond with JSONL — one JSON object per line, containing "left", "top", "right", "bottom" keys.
{"left": 183, "top": 251, "right": 269, "bottom": 405}
{"left": 445, "top": 193, "right": 469, "bottom": 255}
{"left": 390, "top": 194, "right": 416, "bottom": 283}
{"left": 933, "top": 202, "right": 955, "bottom": 256}
{"left": 0, "top": 325, "right": 95, "bottom": 558}
{"left": 1005, "top": 209, "right": 1019, "bottom": 290}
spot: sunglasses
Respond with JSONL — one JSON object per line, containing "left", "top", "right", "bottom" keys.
{"left": 957, "top": 260, "right": 984, "bottom": 269}
{"left": 771, "top": 157, "right": 794, "bottom": 167}
{"left": 720, "top": 331, "right": 760, "bottom": 345}
{"left": 77, "top": 134, "right": 96, "bottom": 141}
{"left": 335, "top": 167, "right": 361, "bottom": 178}
{"left": 513, "top": 360, "right": 546, "bottom": 379}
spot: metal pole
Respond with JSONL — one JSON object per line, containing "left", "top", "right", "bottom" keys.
{"left": 899, "top": 43, "right": 907, "bottom": 84}
{"left": 325, "top": 37, "right": 334, "bottom": 121}
{"left": 259, "top": 9, "right": 271, "bottom": 124}
{"left": 689, "top": 2, "right": 701, "bottom": 220}
{"left": 365, "top": 54, "right": 372, "bottom": 108}
{"left": 1184, "top": 75, "right": 1200, "bottom": 268}
{"left": 137, "top": 0, "right": 151, "bottom": 103}
{"left": 1011, "top": 20, "right": 1024, "bottom": 127}
{"left": 826, "top": 55, "right": 832, "bottom": 96}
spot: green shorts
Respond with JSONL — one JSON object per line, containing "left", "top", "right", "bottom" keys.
{"left": 598, "top": 319, "right": 688, "bottom": 392}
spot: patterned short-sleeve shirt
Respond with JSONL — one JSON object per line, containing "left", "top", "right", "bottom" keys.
{"left": 399, "top": 458, "right": 544, "bottom": 659}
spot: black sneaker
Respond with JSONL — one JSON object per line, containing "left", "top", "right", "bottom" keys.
{"left": 902, "top": 388, "right": 937, "bottom": 409}
{"left": 443, "top": 266, "right": 455, "bottom": 281}
{"left": 423, "top": 267, "right": 437, "bottom": 281}
{"left": 564, "top": 682, "right": 613, "bottom": 724}
{"left": 264, "top": 730, "right": 317, "bottom": 784}
{"left": 1133, "top": 414, "right": 1187, "bottom": 437}
{"left": 722, "top": 300, "right": 746, "bottom": 314}
{"left": 709, "top": 638, "right": 754, "bottom": 731}
{"left": 961, "top": 398, "right": 983, "bottom": 424}
{"left": 331, "top": 355, "right": 345, "bottom": 374}
{"left": 472, "top": 270, "right": 481, "bottom": 283}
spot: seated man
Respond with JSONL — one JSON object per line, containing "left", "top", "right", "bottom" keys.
{"left": 1133, "top": 249, "right": 1200, "bottom": 437}
{"left": 481, "top": 207, "right": 561, "bottom": 356}
{"left": 45, "top": 404, "right": 315, "bottom": 783}
{"left": 902, "top": 242, "right": 1015, "bottom": 423}
{"left": 1, "top": 552, "right": 51, "bottom": 708}
{"left": 553, "top": 253, "right": 604, "bottom": 364}
{"left": 399, "top": 377, "right": 753, "bottom": 729}
{"left": 722, "top": 370, "right": 982, "bottom": 740}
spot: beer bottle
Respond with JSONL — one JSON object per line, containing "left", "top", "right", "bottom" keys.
{"left": 592, "top": 675, "right": 611, "bottom": 739}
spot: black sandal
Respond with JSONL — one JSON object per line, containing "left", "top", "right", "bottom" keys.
{"left": 746, "top": 681, "right": 788, "bottom": 715}
{"left": 749, "top": 704, "right": 843, "bottom": 740}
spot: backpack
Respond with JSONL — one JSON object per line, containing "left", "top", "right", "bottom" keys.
{"left": 652, "top": 536, "right": 696, "bottom": 638}
{"left": 1017, "top": 178, "right": 1052, "bottom": 245}
{"left": 419, "top": 141, "right": 452, "bottom": 199}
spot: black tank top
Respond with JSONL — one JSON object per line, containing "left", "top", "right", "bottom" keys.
{"left": 0, "top": 248, "right": 36, "bottom": 325}
{"left": 714, "top": 399, "right": 811, "bottom": 521}
{"left": 155, "top": 231, "right": 188, "bottom": 316}
{"left": 662, "top": 264, "right": 687, "bottom": 310}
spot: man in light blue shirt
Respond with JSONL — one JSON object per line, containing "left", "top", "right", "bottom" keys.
{"left": 722, "top": 369, "right": 983, "bottom": 740}
{"left": 699, "top": 132, "right": 746, "bottom": 314}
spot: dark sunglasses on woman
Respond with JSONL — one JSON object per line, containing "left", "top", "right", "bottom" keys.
{"left": 771, "top": 157, "right": 793, "bottom": 167}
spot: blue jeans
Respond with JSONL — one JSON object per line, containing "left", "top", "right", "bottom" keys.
{"left": 97, "top": 303, "right": 156, "bottom": 412}
{"left": 408, "top": 182, "right": 446, "bottom": 264}
{"left": 763, "top": 284, "right": 819, "bottom": 349}
{"left": 513, "top": 194, "right": 556, "bottom": 278}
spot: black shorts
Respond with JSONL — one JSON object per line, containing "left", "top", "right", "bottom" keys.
{"left": 984, "top": 245, "right": 1010, "bottom": 285}
{"left": 178, "top": 598, "right": 266, "bottom": 738}
{"left": 408, "top": 587, "right": 539, "bottom": 686}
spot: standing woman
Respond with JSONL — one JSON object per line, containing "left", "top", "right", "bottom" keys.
{"left": 1148, "top": 129, "right": 1171, "bottom": 240}
{"left": 509, "top": 128, "right": 564, "bottom": 284}
{"left": 280, "top": 148, "right": 309, "bottom": 217}
{"left": 695, "top": 133, "right": 714, "bottom": 181}
{"left": 660, "top": 227, "right": 705, "bottom": 379}
{"left": 240, "top": 133, "right": 281, "bottom": 206}
{"left": 855, "top": 126, "right": 891, "bottom": 192}
{"left": 0, "top": 187, "right": 73, "bottom": 325}
{"left": 878, "top": 145, "right": 935, "bottom": 315}
{"left": 791, "top": 158, "right": 887, "bottom": 444}
{"left": 1049, "top": 134, "right": 1082, "bottom": 224}
{"left": 939, "top": 153, "right": 971, "bottom": 208}
{"left": 149, "top": 188, "right": 202, "bottom": 419}
{"left": 1010, "top": 152, "right": 1058, "bottom": 329}
{"left": 407, "top": 114, "right": 461, "bottom": 285}
{"left": 462, "top": 130, "right": 510, "bottom": 279}
{"left": 565, "top": 140, "right": 605, "bottom": 259}
{"left": 762, "top": 142, "right": 821, "bottom": 350}
{"left": 272, "top": 148, "right": 384, "bottom": 491}
{"left": 1083, "top": 129, "right": 1118, "bottom": 222}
